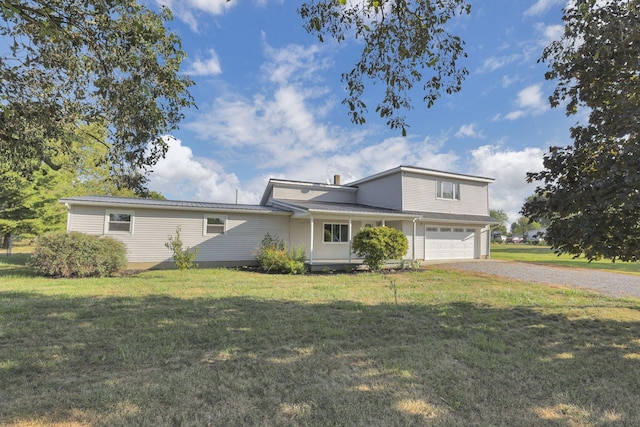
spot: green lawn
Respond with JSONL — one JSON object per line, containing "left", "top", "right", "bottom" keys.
{"left": 491, "top": 243, "right": 640, "bottom": 274}
{"left": 2, "top": 255, "right": 640, "bottom": 426}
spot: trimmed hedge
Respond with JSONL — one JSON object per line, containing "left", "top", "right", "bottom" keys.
{"left": 30, "top": 231, "right": 127, "bottom": 277}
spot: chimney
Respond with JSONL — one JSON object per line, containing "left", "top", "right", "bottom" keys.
{"left": 333, "top": 174, "right": 341, "bottom": 185}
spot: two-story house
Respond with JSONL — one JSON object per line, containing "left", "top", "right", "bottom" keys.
{"left": 60, "top": 165, "right": 497, "bottom": 270}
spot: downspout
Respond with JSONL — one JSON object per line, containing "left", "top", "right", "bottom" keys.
{"left": 348, "top": 218, "right": 353, "bottom": 263}
{"left": 65, "top": 203, "right": 71, "bottom": 233}
{"left": 309, "top": 216, "right": 314, "bottom": 265}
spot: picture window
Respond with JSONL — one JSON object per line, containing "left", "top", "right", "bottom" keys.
{"left": 324, "top": 223, "right": 349, "bottom": 243}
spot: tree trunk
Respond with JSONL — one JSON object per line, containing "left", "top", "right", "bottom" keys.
{"left": 2, "top": 233, "right": 10, "bottom": 250}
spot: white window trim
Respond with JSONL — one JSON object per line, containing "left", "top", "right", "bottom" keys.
{"left": 203, "top": 214, "right": 227, "bottom": 236}
{"left": 104, "top": 210, "right": 134, "bottom": 234}
{"left": 436, "top": 180, "right": 461, "bottom": 201}
{"left": 323, "top": 222, "right": 350, "bottom": 244}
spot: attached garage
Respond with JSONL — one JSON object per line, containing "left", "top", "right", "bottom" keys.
{"left": 424, "top": 226, "right": 477, "bottom": 260}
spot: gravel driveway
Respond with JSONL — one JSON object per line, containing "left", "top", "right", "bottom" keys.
{"left": 433, "top": 260, "right": 640, "bottom": 299}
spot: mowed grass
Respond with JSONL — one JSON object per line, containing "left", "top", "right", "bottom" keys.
{"left": 491, "top": 244, "right": 640, "bottom": 274}
{"left": 2, "top": 256, "right": 640, "bottom": 426}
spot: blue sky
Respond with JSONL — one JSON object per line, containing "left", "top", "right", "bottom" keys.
{"left": 146, "top": 0, "right": 573, "bottom": 225}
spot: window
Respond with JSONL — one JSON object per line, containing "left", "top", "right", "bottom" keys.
{"left": 453, "top": 228, "right": 464, "bottom": 233}
{"left": 106, "top": 211, "right": 133, "bottom": 233}
{"left": 425, "top": 227, "right": 438, "bottom": 233}
{"left": 437, "top": 180, "right": 461, "bottom": 200}
{"left": 324, "top": 223, "right": 349, "bottom": 243}
{"left": 440, "top": 227, "right": 452, "bottom": 232}
{"left": 204, "top": 215, "right": 226, "bottom": 235}
{"left": 466, "top": 228, "right": 475, "bottom": 233}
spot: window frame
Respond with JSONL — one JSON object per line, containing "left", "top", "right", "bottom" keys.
{"left": 105, "top": 210, "right": 134, "bottom": 234}
{"left": 436, "top": 180, "right": 461, "bottom": 201}
{"left": 203, "top": 214, "right": 227, "bottom": 236}
{"left": 323, "top": 223, "right": 350, "bottom": 243}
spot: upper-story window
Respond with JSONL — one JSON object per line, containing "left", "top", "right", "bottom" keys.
{"left": 436, "top": 180, "right": 461, "bottom": 200}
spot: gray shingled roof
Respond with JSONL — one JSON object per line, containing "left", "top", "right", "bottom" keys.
{"left": 273, "top": 199, "right": 497, "bottom": 223}
{"left": 272, "top": 199, "right": 413, "bottom": 216}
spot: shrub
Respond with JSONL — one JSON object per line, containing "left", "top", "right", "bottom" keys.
{"left": 165, "top": 226, "right": 199, "bottom": 271}
{"left": 352, "top": 226, "right": 409, "bottom": 271}
{"left": 255, "top": 233, "right": 306, "bottom": 274}
{"left": 30, "top": 231, "right": 127, "bottom": 277}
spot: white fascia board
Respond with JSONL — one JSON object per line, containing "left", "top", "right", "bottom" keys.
{"left": 347, "top": 166, "right": 494, "bottom": 186}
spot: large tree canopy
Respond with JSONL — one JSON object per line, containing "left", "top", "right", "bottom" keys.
{"left": 0, "top": 0, "right": 194, "bottom": 192}
{"left": 522, "top": 0, "right": 640, "bottom": 261}
{"left": 299, "top": 0, "right": 470, "bottom": 134}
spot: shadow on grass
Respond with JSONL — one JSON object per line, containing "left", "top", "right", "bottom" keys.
{"left": 0, "top": 254, "right": 36, "bottom": 277}
{"left": 1, "top": 292, "right": 640, "bottom": 426}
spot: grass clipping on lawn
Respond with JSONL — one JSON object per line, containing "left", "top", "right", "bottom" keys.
{"left": 1, "top": 264, "right": 640, "bottom": 426}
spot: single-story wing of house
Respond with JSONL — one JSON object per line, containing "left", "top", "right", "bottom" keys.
{"left": 60, "top": 165, "right": 499, "bottom": 270}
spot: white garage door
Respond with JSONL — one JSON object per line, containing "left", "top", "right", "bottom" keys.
{"left": 425, "top": 227, "right": 476, "bottom": 260}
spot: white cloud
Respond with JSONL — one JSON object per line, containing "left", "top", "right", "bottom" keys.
{"left": 524, "top": 0, "right": 565, "bottom": 16}
{"left": 156, "top": 0, "right": 235, "bottom": 32}
{"left": 533, "top": 22, "right": 565, "bottom": 48}
{"left": 186, "top": 49, "right": 222, "bottom": 76}
{"left": 469, "top": 145, "right": 546, "bottom": 224}
{"left": 185, "top": 41, "right": 341, "bottom": 168}
{"left": 455, "top": 123, "right": 484, "bottom": 139}
{"left": 148, "top": 136, "right": 258, "bottom": 203}
{"left": 477, "top": 54, "right": 522, "bottom": 73}
{"left": 505, "top": 83, "right": 548, "bottom": 120}
{"left": 262, "top": 41, "right": 330, "bottom": 85}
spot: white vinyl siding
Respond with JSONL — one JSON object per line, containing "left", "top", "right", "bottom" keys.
{"left": 67, "top": 205, "right": 289, "bottom": 263}
{"left": 402, "top": 172, "right": 489, "bottom": 215}
{"left": 355, "top": 173, "right": 403, "bottom": 210}
{"left": 271, "top": 185, "right": 356, "bottom": 203}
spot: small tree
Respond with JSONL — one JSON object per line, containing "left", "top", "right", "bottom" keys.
{"left": 165, "top": 226, "right": 199, "bottom": 270}
{"left": 352, "top": 226, "right": 409, "bottom": 271}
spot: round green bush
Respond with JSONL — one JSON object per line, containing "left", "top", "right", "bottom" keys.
{"left": 30, "top": 231, "right": 127, "bottom": 277}
{"left": 352, "top": 226, "right": 409, "bottom": 271}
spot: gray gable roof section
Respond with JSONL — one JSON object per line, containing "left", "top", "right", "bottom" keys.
{"left": 60, "top": 195, "right": 291, "bottom": 215}
{"left": 272, "top": 199, "right": 498, "bottom": 224}
{"left": 271, "top": 199, "right": 417, "bottom": 218}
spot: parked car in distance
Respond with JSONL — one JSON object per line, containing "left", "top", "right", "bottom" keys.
{"left": 492, "top": 233, "right": 507, "bottom": 243}
{"left": 507, "top": 236, "right": 523, "bottom": 244}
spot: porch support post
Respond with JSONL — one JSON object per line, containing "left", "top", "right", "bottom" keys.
{"left": 309, "top": 216, "right": 314, "bottom": 265}
{"left": 348, "top": 218, "right": 353, "bottom": 263}
{"left": 412, "top": 218, "right": 417, "bottom": 262}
